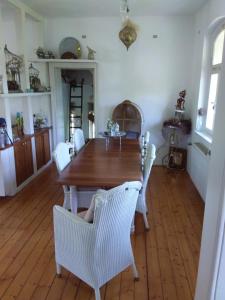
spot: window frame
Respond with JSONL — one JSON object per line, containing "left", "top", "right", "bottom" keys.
{"left": 197, "top": 24, "right": 225, "bottom": 136}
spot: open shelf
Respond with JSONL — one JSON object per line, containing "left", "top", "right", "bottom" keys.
{"left": 28, "top": 59, "right": 98, "bottom": 63}
{"left": 0, "top": 92, "right": 51, "bottom": 98}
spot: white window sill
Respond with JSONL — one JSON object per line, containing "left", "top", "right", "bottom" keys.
{"left": 195, "top": 130, "right": 213, "bottom": 144}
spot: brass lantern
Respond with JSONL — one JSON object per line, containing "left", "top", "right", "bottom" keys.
{"left": 119, "top": 19, "right": 137, "bottom": 50}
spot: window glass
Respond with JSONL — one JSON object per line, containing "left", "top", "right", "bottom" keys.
{"left": 213, "top": 29, "right": 225, "bottom": 65}
{"left": 206, "top": 73, "right": 218, "bottom": 130}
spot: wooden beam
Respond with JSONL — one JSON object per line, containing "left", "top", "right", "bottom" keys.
{"left": 7, "top": 0, "right": 44, "bottom": 22}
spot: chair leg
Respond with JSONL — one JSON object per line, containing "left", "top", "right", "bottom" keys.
{"left": 132, "top": 262, "right": 139, "bottom": 281}
{"left": 143, "top": 213, "right": 150, "bottom": 230}
{"left": 56, "top": 263, "right": 61, "bottom": 277}
{"left": 94, "top": 288, "right": 101, "bottom": 300}
{"left": 131, "top": 216, "right": 135, "bottom": 233}
{"left": 70, "top": 186, "right": 78, "bottom": 214}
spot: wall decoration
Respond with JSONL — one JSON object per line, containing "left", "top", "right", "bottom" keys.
{"left": 59, "top": 37, "right": 82, "bottom": 59}
{"left": 168, "top": 146, "right": 187, "bottom": 170}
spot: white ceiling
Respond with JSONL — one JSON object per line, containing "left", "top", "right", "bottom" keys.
{"left": 19, "top": 0, "right": 208, "bottom": 18}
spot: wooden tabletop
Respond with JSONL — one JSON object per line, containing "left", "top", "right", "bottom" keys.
{"left": 57, "top": 138, "right": 143, "bottom": 187}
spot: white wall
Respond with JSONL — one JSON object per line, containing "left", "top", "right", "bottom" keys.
{"left": 44, "top": 16, "right": 195, "bottom": 163}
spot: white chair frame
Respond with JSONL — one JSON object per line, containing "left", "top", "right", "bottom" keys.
{"left": 136, "top": 144, "right": 156, "bottom": 229}
{"left": 53, "top": 142, "right": 95, "bottom": 212}
{"left": 73, "top": 128, "right": 85, "bottom": 153}
{"left": 53, "top": 181, "right": 142, "bottom": 300}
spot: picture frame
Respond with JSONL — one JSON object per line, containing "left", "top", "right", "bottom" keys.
{"left": 168, "top": 146, "right": 187, "bottom": 170}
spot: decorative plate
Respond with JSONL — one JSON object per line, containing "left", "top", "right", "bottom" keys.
{"left": 59, "top": 37, "right": 81, "bottom": 59}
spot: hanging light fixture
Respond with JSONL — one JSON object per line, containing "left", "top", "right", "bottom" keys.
{"left": 119, "top": 0, "right": 138, "bottom": 50}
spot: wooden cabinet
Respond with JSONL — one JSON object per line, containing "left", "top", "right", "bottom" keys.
{"left": 35, "top": 129, "right": 51, "bottom": 170}
{"left": 14, "top": 137, "right": 34, "bottom": 186}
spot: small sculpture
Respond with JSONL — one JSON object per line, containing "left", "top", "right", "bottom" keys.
{"left": 36, "top": 47, "right": 55, "bottom": 59}
{"left": 87, "top": 46, "right": 96, "bottom": 60}
{"left": 176, "top": 90, "right": 186, "bottom": 111}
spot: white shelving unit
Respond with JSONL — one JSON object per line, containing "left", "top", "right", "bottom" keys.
{"left": 0, "top": 92, "right": 51, "bottom": 98}
{"left": 28, "top": 59, "right": 98, "bottom": 63}
{"left": 0, "top": 0, "right": 98, "bottom": 197}
{"left": 0, "top": 0, "right": 52, "bottom": 197}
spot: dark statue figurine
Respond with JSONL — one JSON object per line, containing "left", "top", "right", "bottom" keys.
{"left": 176, "top": 90, "right": 186, "bottom": 110}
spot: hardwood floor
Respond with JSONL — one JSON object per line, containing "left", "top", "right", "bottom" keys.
{"left": 0, "top": 164, "right": 204, "bottom": 300}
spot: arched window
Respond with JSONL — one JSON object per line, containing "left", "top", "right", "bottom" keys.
{"left": 204, "top": 27, "right": 225, "bottom": 132}
{"left": 206, "top": 28, "right": 225, "bottom": 130}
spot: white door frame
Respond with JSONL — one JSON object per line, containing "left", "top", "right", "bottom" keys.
{"left": 49, "top": 61, "right": 97, "bottom": 148}
{"left": 195, "top": 17, "right": 225, "bottom": 300}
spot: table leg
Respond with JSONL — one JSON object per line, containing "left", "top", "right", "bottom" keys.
{"left": 70, "top": 186, "right": 78, "bottom": 213}
{"left": 106, "top": 137, "right": 109, "bottom": 150}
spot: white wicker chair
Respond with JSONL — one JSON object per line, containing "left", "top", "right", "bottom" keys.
{"left": 53, "top": 181, "right": 142, "bottom": 300}
{"left": 73, "top": 128, "right": 85, "bottom": 153}
{"left": 144, "top": 131, "right": 150, "bottom": 145}
{"left": 136, "top": 144, "right": 156, "bottom": 230}
{"left": 53, "top": 142, "right": 94, "bottom": 212}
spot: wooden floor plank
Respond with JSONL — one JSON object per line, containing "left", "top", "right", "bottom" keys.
{"left": 0, "top": 164, "right": 204, "bottom": 300}
{"left": 146, "top": 188, "right": 164, "bottom": 300}
{"left": 153, "top": 171, "right": 193, "bottom": 300}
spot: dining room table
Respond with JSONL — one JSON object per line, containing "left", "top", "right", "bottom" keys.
{"left": 57, "top": 137, "right": 143, "bottom": 211}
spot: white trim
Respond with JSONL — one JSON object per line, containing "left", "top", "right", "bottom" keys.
{"left": 28, "top": 59, "right": 98, "bottom": 63}
{"left": 0, "top": 92, "right": 52, "bottom": 98}
{"left": 49, "top": 61, "right": 97, "bottom": 149}
{"left": 195, "top": 130, "right": 213, "bottom": 144}
{"left": 195, "top": 16, "right": 225, "bottom": 300}
{"left": 197, "top": 24, "right": 225, "bottom": 134}
{"left": 7, "top": 0, "right": 44, "bottom": 22}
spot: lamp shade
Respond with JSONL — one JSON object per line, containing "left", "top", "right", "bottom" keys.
{"left": 119, "top": 19, "right": 137, "bottom": 50}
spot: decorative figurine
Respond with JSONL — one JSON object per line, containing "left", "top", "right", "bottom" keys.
{"left": 36, "top": 47, "right": 45, "bottom": 58}
{"left": 36, "top": 47, "right": 55, "bottom": 59}
{"left": 87, "top": 46, "right": 96, "bottom": 60}
{"left": 176, "top": 90, "right": 186, "bottom": 111}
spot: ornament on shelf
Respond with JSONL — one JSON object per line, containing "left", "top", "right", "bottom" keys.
{"left": 33, "top": 112, "right": 48, "bottom": 129}
{"left": 176, "top": 90, "right": 186, "bottom": 111}
{"left": 35, "top": 47, "right": 55, "bottom": 59}
{"left": 87, "top": 46, "right": 96, "bottom": 60}
{"left": 29, "top": 64, "right": 47, "bottom": 92}
{"left": 4, "top": 45, "right": 24, "bottom": 93}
